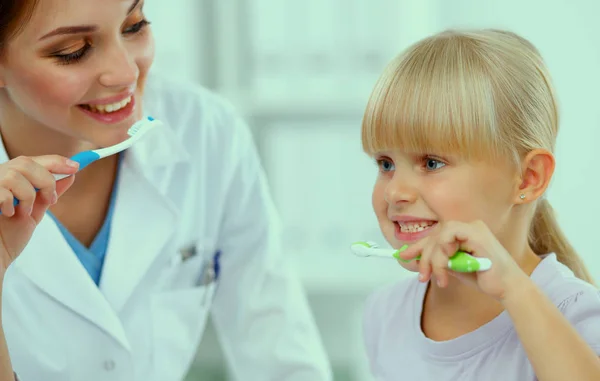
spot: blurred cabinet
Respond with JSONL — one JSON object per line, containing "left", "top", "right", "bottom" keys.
{"left": 144, "top": 0, "right": 212, "bottom": 83}
{"left": 211, "top": 0, "right": 438, "bottom": 117}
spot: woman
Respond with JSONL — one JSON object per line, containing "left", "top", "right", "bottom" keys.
{"left": 0, "top": 1, "right": 332, "bottom": 380}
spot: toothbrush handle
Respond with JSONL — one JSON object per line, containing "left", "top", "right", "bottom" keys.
{"left": 6, "top": 151, "right": 100, "bottom": 210}
{"left": 447, "top": 251, "right": 492, "bottom": 272}
{"left": 65, "top": 151, "right": 101, "bottom": 171}
{"left": 395, "top": 250, "right": 492, "bottom": 272}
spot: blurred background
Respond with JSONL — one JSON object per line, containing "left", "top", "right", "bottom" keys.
{"left": 144, "top": 0, "right": 600, "bottom": 379}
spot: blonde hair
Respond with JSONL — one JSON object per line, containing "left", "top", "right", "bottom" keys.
{"left": 362, "top": 29, "right": 594, "bottom": 284}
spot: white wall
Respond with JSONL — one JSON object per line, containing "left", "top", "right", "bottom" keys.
{"left": 144, "top": 0, "right": 209, "bottom": 84}
{"left": 435, "top": 0, "right": 600, "bottom": 281}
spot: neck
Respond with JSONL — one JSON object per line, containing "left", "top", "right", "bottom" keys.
{"left": 0, "top": 115, "right": 96, "bottom": 160}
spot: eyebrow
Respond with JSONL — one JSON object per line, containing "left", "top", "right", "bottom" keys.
{"left": 39, "top": 0, "right": 142, "bottom": 41}
{"left": 128, "top": 0, "right": 141, "bottom": 14}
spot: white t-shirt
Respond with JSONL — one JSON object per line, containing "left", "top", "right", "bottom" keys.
{"left": 363, "top": 254, "right": 600, "bottom": 380}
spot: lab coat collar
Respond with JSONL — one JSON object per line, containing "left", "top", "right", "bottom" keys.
{"left": 14, "top": 215, "right": 134, "bottom": 350}
{"left": 2, "top": 120, "right": 190, "bottom": 350}
{"left": 100, "top": 121, "right": 189, "bottom": 314}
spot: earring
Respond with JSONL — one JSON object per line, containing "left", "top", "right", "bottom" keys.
{"left": 519, "top": 193, "right": 526, "bottom": 200}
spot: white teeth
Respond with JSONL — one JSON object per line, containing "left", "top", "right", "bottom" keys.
{"left": 398, "top": 221, "right": 436, "bottom": 233}
{"left": 85, "top": 96, "right": 132, "bottom": 114}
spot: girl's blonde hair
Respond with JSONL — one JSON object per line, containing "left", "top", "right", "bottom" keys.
{"left": 362, "top": 29, "right": 594, "bottom": 284}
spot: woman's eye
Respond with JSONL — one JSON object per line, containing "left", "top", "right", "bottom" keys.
{"left": 377, "top": 159, "right": 395, "bottom": 172}
{"left": 53, "top": 44, "right": 91, "bottom": 65}
{"left": 424, "top": 157, "right": 446, "bottom": 171}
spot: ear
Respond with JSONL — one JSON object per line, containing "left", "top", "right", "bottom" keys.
{"left": 515, "top": 149, "right": 555, "bottom": 203}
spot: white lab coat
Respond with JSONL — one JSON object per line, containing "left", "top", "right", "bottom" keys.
{"left": 1, "top": 74, "right": 332, "bottom": 381}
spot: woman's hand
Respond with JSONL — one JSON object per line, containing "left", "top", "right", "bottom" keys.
{"left": 0, "top": 155, "right": 78, "bottom": 272}
{"left": 397, "top": 220, "right": 529, "bottom": 301}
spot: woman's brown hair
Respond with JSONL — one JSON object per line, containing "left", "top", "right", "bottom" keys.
{"left": 0, "top": 0, "right": 39, "bottom": 54}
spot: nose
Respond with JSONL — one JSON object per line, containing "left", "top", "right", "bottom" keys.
{"left": 384, "top": 172, "right": 418, "bottom": 205}
{"left": 98, "top": 43, "right": 139, "bottom": 89}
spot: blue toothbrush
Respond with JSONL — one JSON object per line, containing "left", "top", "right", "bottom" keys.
{"left": 6, "top": 116, "right": 162, "bottom": 210}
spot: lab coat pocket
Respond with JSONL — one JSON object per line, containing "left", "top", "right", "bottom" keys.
{"left": 151, "top": 283, "right": 216, "bottom": 380}
{"left": 159, "top": 243, "right": 215, "bottom": 291}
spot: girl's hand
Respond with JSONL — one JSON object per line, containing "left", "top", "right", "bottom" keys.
{"left": 397, "top": 220, "right": 529, "bottom": 301}
{"left": 0, "top": 155, "right": 79, "bottom": 272}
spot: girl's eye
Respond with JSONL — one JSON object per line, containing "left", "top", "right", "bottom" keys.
{"left": 376, "top": 158, "right": 395, "bottom": 173}
{"left": 124, "top": 19, "right": 150, "bottom": 34}
{"left": 424, "top": 157, "right": 446, "bottom": 171}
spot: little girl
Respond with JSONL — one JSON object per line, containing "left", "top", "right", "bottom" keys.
{"left": 361, "top": 29, "right": 600, "bottom": 381}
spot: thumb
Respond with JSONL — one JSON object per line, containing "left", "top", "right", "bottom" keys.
{"left": 31, "top": 155, "right": 80, "bottom": 176}
{"left": 397, "top": 243, "right": 421, "bottom": 260}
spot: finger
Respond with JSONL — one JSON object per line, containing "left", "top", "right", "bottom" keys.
{"left": 55, "top": 175, "right": 75, "bottom": 198}
{"left": 439, "top": 239, "right": 461, "bottom": 257}
{"left": 398, "top": 252, "right": 420, "bottom": 272}
{"left": 397, "top": 242, "right": 424, "bottom": 260}
{"left": 431, "top": 246, "right": 450, "bottom": 287}
{"left": 396, "top": 243, "right": 423, "bottom": 273}
{"left": 396, "top": 242, "right": 425, "bottom": 274}
{"left": 0, "top": 188, "right": 15, "bottom": 217}
{"left": 438, "top": 222, "right": 479, "bottom": 254}
{"left": 10, "top": 156, "right": 77, "bottom": 203}
{"left": 438, "top": 221, "right": 468, "bottom": 243}
{"left": 6, "top": 157, "right": 54, "bottom": 204}
{"left": 0, "top": 169, "right": 36, "bottom": 216}
{"left": 29, "top": 155, "right": 80, "bottom": 175}
{"left": 417, "top": 241, "right": 436, "bottom": 283}
{"left": 30, "top": 175, "right": 75, "bottom": 224}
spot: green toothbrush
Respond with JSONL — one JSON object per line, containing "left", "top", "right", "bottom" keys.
{"left": 350, "top": 241, "right": 492, "bottom": 273}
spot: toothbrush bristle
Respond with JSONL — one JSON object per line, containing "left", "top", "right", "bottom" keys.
{"left": 351, "top": 246, "right": 371, "bottom": 257}
{"left": 127, "top": 116, "right": 154, "bottom": 137}
{"left": 127, "top": 123, "right": 141, "bottom": 136}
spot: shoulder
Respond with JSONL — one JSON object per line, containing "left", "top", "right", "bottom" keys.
{"left": 143, "top": 71, "right": 238, "bottom": 121}
{"left": 142, "top": 71, "right": 256, "bottom": 165}
{"left": 142, "top": 71, "right": 251, "bottom": 147}
{"left": 536, "top": 255, "right": 600, "bottom": 351}
{"left": 551, "top": 276, "right": 600, "bottom": 328}
{"left": 555, "top": 282, "right": 600, "bottom": 352}
{"left": 537, "top": 254, "right": 600, "bottom": 311}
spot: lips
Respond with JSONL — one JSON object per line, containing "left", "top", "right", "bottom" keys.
{"left": 77, "top": 94, "right": 136, "bottom": 125}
